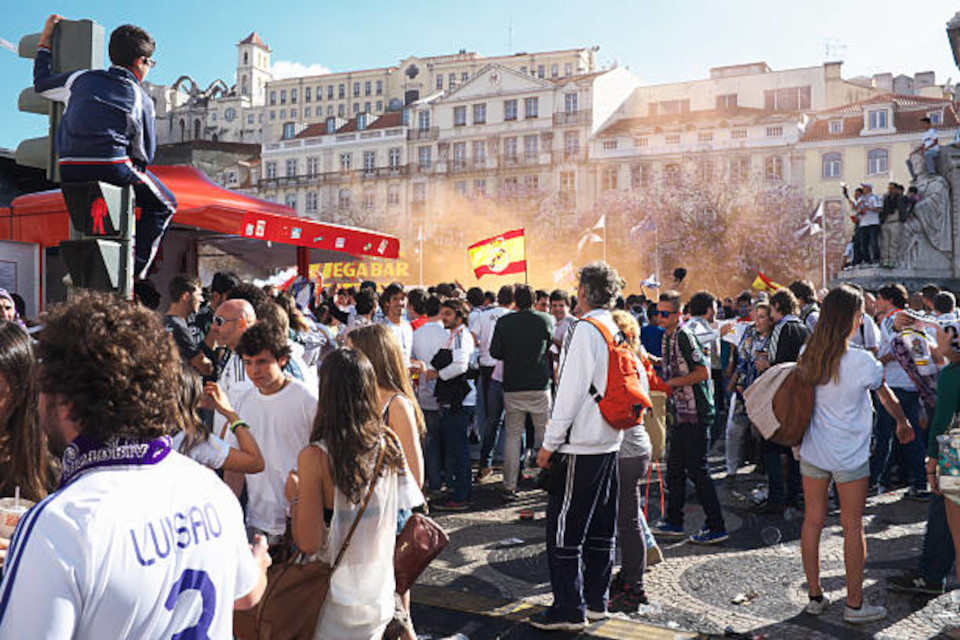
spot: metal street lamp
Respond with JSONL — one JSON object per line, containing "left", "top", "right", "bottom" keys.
{"left": 948, "top": 12, "right": 960, "bottom": 68}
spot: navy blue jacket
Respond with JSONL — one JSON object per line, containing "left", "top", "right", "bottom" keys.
{"left": 33, "top": 46, "right": 156, "bottom": 169}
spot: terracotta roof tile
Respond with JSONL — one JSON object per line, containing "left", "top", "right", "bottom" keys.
{"left": 294, "top": 111, "right": 405, "bottom": 139}
{"left": 238, "top": 32, "right": 268, "bottom": 49}
{"left": 801, "top": 96, "right": 959, "bottom": 142}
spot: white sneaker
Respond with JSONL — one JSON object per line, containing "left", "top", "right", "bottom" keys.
{"left": 585, "top": 608, "right": 609, "bottom": 621}
{"left": 804, "top": 595, "right": 829, "bottom": 616}
{"left": 843, "top": 602, "right": 886, "bottom": 624}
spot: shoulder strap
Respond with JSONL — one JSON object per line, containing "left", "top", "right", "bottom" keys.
{"left": 582, "top": 316, "right": 615, "bottom": 346}
{"left": 331, "top": 438, "right": 387, "bottom": 569}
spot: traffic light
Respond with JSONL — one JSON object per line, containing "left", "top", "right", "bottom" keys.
{"left": 16, "top": 19, "right": 105, "bottom": 181}
{"left": 60, "top": 182, "right": 135, "bottom": 297}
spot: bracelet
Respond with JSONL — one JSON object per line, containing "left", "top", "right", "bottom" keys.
{"left": 229, "top": 419, "right": 248, "bottom": 433}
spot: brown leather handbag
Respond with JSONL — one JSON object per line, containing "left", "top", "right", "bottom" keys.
{"left": 394, "top": 511, "right": 449, "bottom": 594}
{"left": 235, "top": 443, "right": 386, "bottom": 640}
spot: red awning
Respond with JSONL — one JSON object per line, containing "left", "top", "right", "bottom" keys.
{"left": 6, "top": 165, "right": 399, "bottom": 259}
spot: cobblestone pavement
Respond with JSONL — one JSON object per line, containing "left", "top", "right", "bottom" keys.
{"left": 411, "top": 457, "right": 960, "bottom": 639}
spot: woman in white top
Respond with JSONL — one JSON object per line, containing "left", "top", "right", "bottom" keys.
{"left": 797, "top": 285, "right": 915, "bottom": 624}
{"left": 285, "top": 349, "right": 423, "bottom": 639}
{"left": 346, "top": 324, "right": 426, "bottom": 640}
{"left": 172, "top": 366, "right": 265, "bottom": 473}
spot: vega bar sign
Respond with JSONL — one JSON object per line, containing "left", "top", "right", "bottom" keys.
{"left": 309, "top": 259, "right": 411, "bottom": 281}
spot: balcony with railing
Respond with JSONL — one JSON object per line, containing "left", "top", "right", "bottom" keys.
{"left": 408, "top": 127, "right": 439, "bottom": 141}
{"left": 552, "top": 109, "right": 592, "bottom": 126}
{"left": 552, "top": 148, "right": 588, "bottom": 164}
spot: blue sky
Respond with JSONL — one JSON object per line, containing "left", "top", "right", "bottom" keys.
{"left": 1, "top": 0, "right": 958, "bottom": 150}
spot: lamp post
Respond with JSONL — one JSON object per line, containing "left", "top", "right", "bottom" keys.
{"left": 948, "top": 12, "right": 960, "bottom": 68}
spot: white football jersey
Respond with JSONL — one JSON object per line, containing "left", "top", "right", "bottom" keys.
{"left": 0, "top": 452, "right": 259, "bottom": 639}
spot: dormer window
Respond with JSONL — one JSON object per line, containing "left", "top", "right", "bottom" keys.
{"left": 357, "top": 113, "right": 367, "bottom": 131}
{"left": 829, "top": 120, "right": 843, "bottom": 134}
{"left": 867, "top": 109, "right": 889, "bottom": 131}
{"left": 326, "top": 117, "right": 336, "bottom": 135}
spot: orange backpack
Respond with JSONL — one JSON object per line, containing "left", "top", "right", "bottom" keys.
{"left": 582, "top": 317, "right": 653, "bottom": 430}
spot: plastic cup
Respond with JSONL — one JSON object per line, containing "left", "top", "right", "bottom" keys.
{"left": 0, "top": 497, "right": 34, "bottom": 538}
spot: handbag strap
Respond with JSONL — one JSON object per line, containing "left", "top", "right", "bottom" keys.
{"left": 330, "top": 437, "right": 387, "bottom": 570}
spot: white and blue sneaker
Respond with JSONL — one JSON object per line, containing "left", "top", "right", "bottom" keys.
{"left": 689, "top": 528, "right": 729, "bottom": 544}
{"left": 650, "top": 520, "right": 686, "bottom": 537}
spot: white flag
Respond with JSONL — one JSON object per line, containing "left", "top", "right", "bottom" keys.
{"left": 553, "top": 261, "right": 575, "bottom": 285}
{"left": 641, "top": 274, "right": 661, "bottom": 288}
{"left": 592, "top": 214, "right": 606, "bottom": 231}
{"left": 577, "top": 232, "right": 603, "bottom": 253}
{"left": 812, "top": 202, "right": 824, "bottom": 222}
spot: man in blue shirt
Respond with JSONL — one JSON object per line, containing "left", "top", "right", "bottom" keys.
{"left": 33, "top": 15, "right": 176, "bottom": 280}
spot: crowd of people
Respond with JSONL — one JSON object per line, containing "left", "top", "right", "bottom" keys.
{"left": 0, "top": 264, "right": 959, "bottom": 636}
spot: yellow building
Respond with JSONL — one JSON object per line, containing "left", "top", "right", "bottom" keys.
{"left": 797, "top": 93, "right": 959, "bottom": 276}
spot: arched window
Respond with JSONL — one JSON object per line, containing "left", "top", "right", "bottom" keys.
{"left": 867, "top": 148, "right": 888, "bottom": 175}
{"left": 822, "top": 153, "right": 842, "bottom": 179}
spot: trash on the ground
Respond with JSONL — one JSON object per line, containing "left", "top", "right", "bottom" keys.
{"left": 495, "top": 537, "right": 525, "bottom": 548}
{"left": 750, "top": 488, "right": 768, "bottom": 504}
{"left": 665, "top": 620, "right": 680, "bottom": 629}
{"left": 636, "top": 602, "right": 663, "bottom": 616}
{"left": 760, "top": 526, "right": 782, "bottom": 546}
{"left": 731, "top": 591, "right": 759, "bottom": 605}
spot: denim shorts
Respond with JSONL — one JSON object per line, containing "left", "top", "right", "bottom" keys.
{"left": 800, "top": 459, "right": 870, "bottom": 484}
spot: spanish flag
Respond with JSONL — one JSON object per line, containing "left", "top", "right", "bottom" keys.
{"left": 752, "top": 271, "right": 783, "bottom": 292}
{"left": 468, "top": 229, "right": 526, "bottom": 279}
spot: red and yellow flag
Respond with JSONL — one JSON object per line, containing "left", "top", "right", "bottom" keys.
{"left": 752, "top": 271, "right": 783, "bottom": 292}
{"left": 468, "top": 229, "right": 526, "bottom": 279}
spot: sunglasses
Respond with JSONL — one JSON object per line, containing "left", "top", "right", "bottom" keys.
{"left": 213, "top": 315, "right": 239, "bottom": 327}
{"left": 653, "top": 310, "right": 678, "bottom": 318}
{"left": 143, "top": 57, "right": 156, "bottom": 68}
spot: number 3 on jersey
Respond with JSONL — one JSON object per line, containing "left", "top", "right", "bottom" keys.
{"left": 164, "top": 569, "right": 216, "bottom": 640}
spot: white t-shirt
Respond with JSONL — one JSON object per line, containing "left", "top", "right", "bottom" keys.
{"left": 227, "top": 379, "right": 318, "bottom": 535}
{"left": 0, "top": 452, "right": 259, "bottom": 639}
{"left": 799, "top": 346, "right": 884, "bottom": 472}
{"left": 380, "top": 317, "right": 414, "bottom": 365}
{"left": 850, "top": 313, "right": 880, "bottom": 351}
{"left": 477, "top": 306, "right": 508, "bottom": 367}
{"left": 172, "top": 431, "right": 231, "bottom": 470}
{"left": 859, "top": 193, "right": 881, "bottom": 227}
{"left": 686, "top": 316, "right": 720, "bottom": 369}
{"left": 923, "top": 127, "right": 940, "bottom": 151}
{"left": 411, "top": 320, "right": 449, "bottom": 412}
{"left": 877, "top": 311, "right": 936, "bottom": 390}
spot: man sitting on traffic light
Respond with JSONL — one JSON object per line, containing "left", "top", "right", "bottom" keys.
{"left": 33, "top": 14, "right": 176, "bottom": 280}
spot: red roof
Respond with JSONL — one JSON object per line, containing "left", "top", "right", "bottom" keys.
{"left": 238, "top": 32, "right": 269, "bottom": 49}
{"left": 801, "top": 95, "right": 959, "bottom": 142}
{"left": 295, "top": 111, "right": 405, "bottom": 138}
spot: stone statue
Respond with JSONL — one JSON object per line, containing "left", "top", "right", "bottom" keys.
{"left": 899, "top": 150, "right": 953, "bottom": 271}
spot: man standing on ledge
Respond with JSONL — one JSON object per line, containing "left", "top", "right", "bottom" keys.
{"left": 0, "top": 291, "right": 269, "bottom": 637}
{"left": 33, "top": 14, "right": 176, "bottom": 280}
{"left": 532, "top": 262, "right": 624, "bottom": 632}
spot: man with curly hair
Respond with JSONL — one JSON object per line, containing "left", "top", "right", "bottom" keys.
{"left": 0, "top": 291, "right": 269, "bottom": 638}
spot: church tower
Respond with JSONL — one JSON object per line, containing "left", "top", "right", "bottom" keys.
{"left": 237, "top": 32, "right": 272, "bottom": 106}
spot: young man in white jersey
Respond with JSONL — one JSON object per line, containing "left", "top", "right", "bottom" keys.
{"left": 379, "top": 283, "right": 414, "bottom": 364}
{"left": 224, "top": 323, "right": 318, "bottom": 545}
{"left": 0, "top": 291, "right": 269, "bottom": 638}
